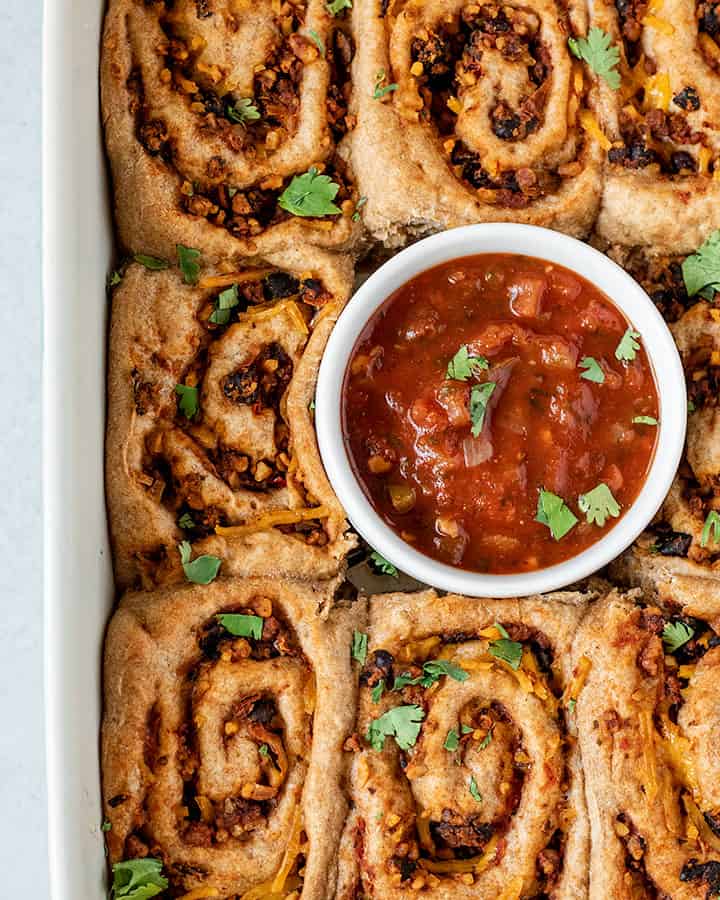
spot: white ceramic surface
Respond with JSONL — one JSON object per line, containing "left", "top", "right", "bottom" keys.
{"left": 43, "top": 1, "right": 115, "bottom": 898}
{"left": 317, "top": 224, "right": 687, "bottom": 598}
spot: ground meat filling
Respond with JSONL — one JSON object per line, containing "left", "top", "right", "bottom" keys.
{"left": 132, "top": 270, "right": 332, "bottom": 541}
{"left": 609, "top": 0, "right": 715, "bottom": 176}
{"left": 126, "top": 2, "right": 355, "bottom": 237}
{"left": 408, "top": 4, "right": 568, "bottom": 207}
{"left": 359, "top": 633, "right": 569, "bottom": 893}
{"left": 121, "top": 603, "right": 310, "bottom": 866}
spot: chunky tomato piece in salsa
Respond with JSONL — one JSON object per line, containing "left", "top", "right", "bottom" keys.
{"left": 343, "top": 254, "right": 659, "bottom": 574}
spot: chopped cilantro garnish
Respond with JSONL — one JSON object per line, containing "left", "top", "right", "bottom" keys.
{"left": 568, "top": 28, "right": 621, "bottom": 89}
{"left": 688, "top": 399, "right": 697, "bottom": 414}
{"left": 178, "top": 541, "right": 221, "bottom": 585}
{"left": 259, "top": 743, "right": 270, "bottom": 757}
{"left": 536, "top": 489, "right": 578, "bottom": 540}
{"left": 178, "top": 512, "right": 195, "bottom": 530}
{"left": 370, "top": 550, "right": 399, "bottom": 577}
{"left": 101, "top": 819, "right": 112, "bottom": 832}
{"left": 633, "top": 415, "right": 658, "bottom": 426}
{"left": 615, "top": 327, "right": 641, "bottom": 362}
{"left": 567, "top": 698, "right": 577, "bottom": 713}
{"left": 366, "top": 705, "right": 425, "bottom": 751}
{"left": 469, "top": 382, "right": 497, "bottom": 436}
{"left": 308, "top": 28, "right": 325, "bottom": 56}
{"left": 373, "top": 69, "right": 399, "bottom": 99}
{"left": 326, "top": 0, "right": 352, "bottom": 14}
{"left": 217, "top": 612, "right": 263, "bottom": 639}
{"left": 209, "top": 284, "right": 239, "bottom": 325}
{"left": 682, "top": 230, "right": 720, "bottom": 299}
{"left": 175, "top": 383, "right": 200, "bottom": 420}
{"left": 489, "top": 635, "right": 523, "bottom": 670}
{"left": 111, "top": 858, "right": 168, "bottom": 899}
{"left": 109, "top": 269, "right": 123, "bottom": 287}
{"left": 578, "top": 483, "right": 621, "bottom": 527}
{"left": 177, "top": 244, "right": 201, "bottom": 284}
{"left": 393, "top": 659, "right": 469, "bottom": 691}
{"left": 226, "top": 97, "right": 261, "bottom": 125}
{"left": 444, "top": 728, "right": 460, "bottom": 751}
{"left": 134, "top": 254, "right": 169, "bottom": 271}
{"left": 352, "top": 630, "right": 369, "bottom": 664}
{"left": 352, "top": 196, "right": 367, "bottom": 221}
{"left": 701, "top": 510, "right": 720, "bottom": 547}
{"left": 469, "top": 776, "right": 483, "bottom": 803}
{"left": 478, "top": 730, "right": 493, "bottom": 750}
{"left": 372, "top": 679, "right": 385, "bottom": 703}
{"left": 446, "top": 345, "right": 489, "bottom": 381}
{"left": 278, "top": 168, "right": 341, "bottom": 217}
{"left": 579, "top": 356, "right": 605, "bottom": 383}
{"left": 661, "top": 620, "right": 694, "bottom": 652}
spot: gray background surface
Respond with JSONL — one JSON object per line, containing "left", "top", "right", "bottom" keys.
{"left": 0, "top": 0, "right": 47, "bottom": 893}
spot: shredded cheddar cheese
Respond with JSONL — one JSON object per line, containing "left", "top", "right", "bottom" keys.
{"left": 198, "top": 270, "right": 276, "bottom": 289}
{"left": 578, "top": 111, "right": 611, "bottom": 151}
{"left": 215, "top": 506, "right": 330, "bottom": 539}
{"left": 638, "top": 709, "right": 659, "bottom": 802}
{"left": 420, "top": 835, "right": 499, "bottom": 874}
{"left": 641, "top": 15, "right": 675, "bottom": 35}
{"left": 178, "top": 890, "right": 220, "bottom": 900}
{"left": 643, "top": 72, "right": 671, "bottom": 111}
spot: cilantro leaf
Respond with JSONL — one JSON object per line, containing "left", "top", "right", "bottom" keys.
{"left": 217, "top": 613, "right": 263, "bottom": 639}
{"left": 175, "top": 383, "right": 200, "bottom": 420}
{"left": 278, "top": 168, "right": 341, "bottom": 217}
{"left": 366, "top": 705, "right": 424, "bottom": 751}
{"left": 178, "top": 512, "right": 195, "bottom": 530}
{"left": 662, "top": 620, "right": 694, "bottom": 653}
{"left": 615, "top": 327, "right": 641, "bottom": 362}
{"left": 469, "top": 776, "right": 483, "bottom": 803}
{"left": 579, "top": 356, "right": 605, "bottom": 383}
{"left": 352, "top": 196, "right": 367, "bottom": 222}
{"left": 372, "top": 679, "right": 385, "bottom": 703}
{"left": 326, "top": 0, "right": 352, "bottom": 14}
{"left": 578, "top": 483, "right": 621, "bottom": 527}
{"left": 259, "top": 743, "right": 270, "bottom": 757}
{"left": 444, "top": 728, "right": 460, "bottom": 751}
{"left": 373, "top": 69, "right": 399, "bottom": 99}
{"left": 178, "top": 541, "right": 221, "bottom": 585}
{"left": 633, "top": 415, "right": 658, "bottom": 426}
{"left": 133, "top": 254, "right": 169, "bottom": 271}
{"left": 352, "top": 630, "right": 369, "bottom": 664}
{"left": 177, "top": 244, "right": 201, "bottom": 284}
{"left": 370, "top": 550, "right": 399, "bottom": 577}
{"left": 568, "top": 28, "right": 621, "bottom": 90}
{"left": 308, "top": 28, "right": 325, "bottom": 56}
{"left": 393, "top": 659, "right": 469, "bottom": 690}
{"left": 226, "top": 97, "right": 261, "bottom": 126}
{"left": 489, "top": 636, "right": 523, "bottom": 670}
{"left": 681, "top": 230, "right": 720, "bottom": 299}
{"left": 209, "top": 284, "right": 239, "bottom": 325}
{"left": 111, "top": 858, "right": 168, "bottom": 900}
{"left": 470, "top": 382, "right": 497, "bottom": 436}
{"left": 446, "top": 345, "right": 489, "bottom": 381}
{"left": 478, "top": 730, "right": 493, "bottom": 750}
{"left": 494, "top": 622, "right": 510, "bottom": 639}
{"left": 101, "top": 819, "right": 112, "bottom": 832}
{"left": 536, "top": 489, "right": 578, "bottom": 540}
{"left": 109, "top": 270, "right": 124, "bottom": 286}
{"left": 701, "top": 510, "right": 720, "bottom": 547}
{"left": 567, "top": 698, "right": 577, "bottom": 713}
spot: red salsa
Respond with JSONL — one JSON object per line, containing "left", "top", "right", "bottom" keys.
{"left": 342, "top": 254, "right": 659, "bottom": 574}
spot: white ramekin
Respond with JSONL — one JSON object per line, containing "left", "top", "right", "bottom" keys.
{"left": 316, "top": 224, "right": 687, "bottom": 598}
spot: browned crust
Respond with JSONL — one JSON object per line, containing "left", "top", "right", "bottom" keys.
{"left": 106, "top": 256, "right": 356, "bottom": 591}
{"left": 101, "top": 0, "right": 360, "bottom": 263}
{"left": 348, "top": 0, "right": 605, "bottom": 247}
{"left": 102, "top": 577, "right": 368, "bottom": 899}
{"left": 337, "top": 588, "right": 597, "bottom": 899}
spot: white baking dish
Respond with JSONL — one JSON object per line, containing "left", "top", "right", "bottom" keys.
{"left": 43, "top": 1, "right": 114, "bottom": 897}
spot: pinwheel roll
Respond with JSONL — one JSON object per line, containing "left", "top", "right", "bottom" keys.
{"left": 347, "top": 0, "right": 605, "bottom": 246}
{"left": 594, "top": 0, "right": 720, "bottom": 253}
{"left": 102, "top": 577, "right": 365, "bottom": 899}
{"left": 106, "top": 252, "right": 355, "bottom": 590}
{"left": 101, "top": 0, "right": 360, "bottom": 262}
{"left": 574, "top": 589, "right": 720, "bottom": 899}
{"left": 337, "top": 589, "right": 593, "bottom": 899}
